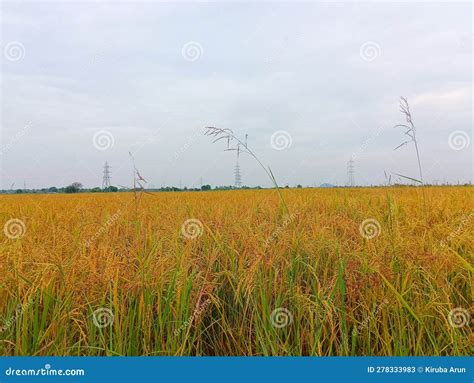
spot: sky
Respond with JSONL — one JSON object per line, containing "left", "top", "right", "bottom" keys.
{"left": 0, "top": 1, "right": 472, "bottom": 189}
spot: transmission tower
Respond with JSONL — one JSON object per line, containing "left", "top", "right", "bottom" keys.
{"left": 234, "top": 141, "right": 242, "bottom": 188}
{"left": 102, "top": 161, "right": 112, "bottom": 189}
{"left": 234, "top": 158, "right": 242, "bottom": 188}
{"left": 347, "top": 159, "right": 355, "bottom": 187}
{"left": 233, "top": 135, "right": 248, "bottom": 188}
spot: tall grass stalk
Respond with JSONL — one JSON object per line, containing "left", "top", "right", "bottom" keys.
{"left": 393, "top": 97, "right": 427, "bottom": 213}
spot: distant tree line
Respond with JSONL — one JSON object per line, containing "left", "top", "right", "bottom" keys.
{"left": 0, "top": 182, "right": 471, "bottom": 195}
{"left": 0, "top": 182, "right": 257, "bottom": 194}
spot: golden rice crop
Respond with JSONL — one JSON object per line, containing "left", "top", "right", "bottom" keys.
{"left": 0, "top": 187, "right": 472, "bottom": 356}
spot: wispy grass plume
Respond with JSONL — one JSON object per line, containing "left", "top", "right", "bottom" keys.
{"left": 393, "top": 97, "right": 427, "bottom": 211}
{"left": 204, "top": 127, "right": 290, "bottom": 214}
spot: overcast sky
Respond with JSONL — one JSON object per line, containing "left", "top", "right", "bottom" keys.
{"left": 0, "top": 1, "right": 472, "bottom": 189}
